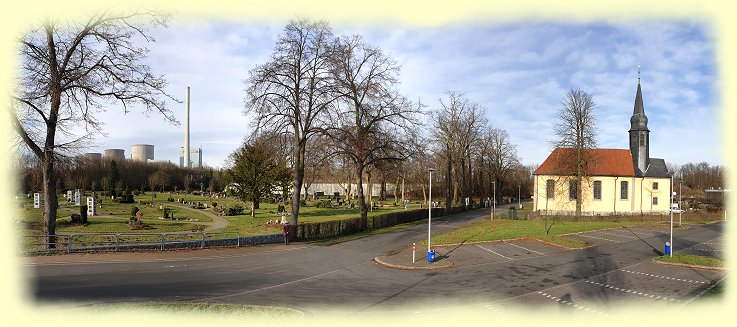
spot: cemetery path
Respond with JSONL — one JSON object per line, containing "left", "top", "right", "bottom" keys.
{"left": 166, "top": 203, "right": 230, "bottom": 232}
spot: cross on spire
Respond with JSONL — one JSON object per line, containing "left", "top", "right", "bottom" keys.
{"left": 637, "top": 64, "right": 641, "bottom": 83}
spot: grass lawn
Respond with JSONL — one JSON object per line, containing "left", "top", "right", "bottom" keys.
{"left": 428, "top": 218, "right": 670, "bottom": 249}
{"left": 655, "top": 254, "right": 724, "bottom": 268}
{"left": 15, "top": 191, "right": 426, "bottom": 236}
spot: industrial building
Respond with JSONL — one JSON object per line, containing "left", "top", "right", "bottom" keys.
{"left": 103, "top": 149, "right": 125, "bottom": 161}
{"left": 131, "top": 144, "right": 155, "bottom": 162}
{"left": 180, "top": 147, "right": 203, "bottom": 168}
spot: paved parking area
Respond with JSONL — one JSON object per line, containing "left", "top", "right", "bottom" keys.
{"left": 499, "top": 258, "right": 723, "bottom": 314}
{"left": 375, "top": 223, "right": 725, "bottom": 312}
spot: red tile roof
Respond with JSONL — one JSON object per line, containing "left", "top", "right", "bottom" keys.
{"left": 534, "top": 148, "right": 635, "bottom": 177}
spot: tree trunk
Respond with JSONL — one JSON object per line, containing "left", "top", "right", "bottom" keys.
{"left": 356, "top": 164, "right": 368, "bottom": 218}
{"left": 290, "top": 137, "right": 305, "bottom": 230}
{"left": 393, "top": 176, "right": 399, "bottom": 205}
{"left": 445, "top": 154, "right": 452, "bottom": 214}
{"left": 42, "top": 155, "right": 58, "bottom": 249}
{"left": 421, "top": 182, "right": 426, "bottom": 208}
{"left": 379, "top": 177, "right": 386, "bottom": 201}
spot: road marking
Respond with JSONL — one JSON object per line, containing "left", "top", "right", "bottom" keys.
{"left": 623, "top": 227, "right": 663, "bottom": 235}
{"left": 477, "top": 245, "right": 512, "bottom": 260}
{"left": 702, "top": 242, "right": 721, "bottom": 246}
{"left": 584, "top": 280, "right": 680, "bottom": 302}
{"left": 190, "top": 261, "right": 370, "bottom": 301}
{"left": 620, "top": 269, "right": 708, "bottom": 284}
{"left": 576, "top": 234, "right": 619, "bottom": 242}
{"left": 536, "top": 291, "right": 607, "bottom": 316}
{"left": 505, "top": 242, "right": 545, "bottom": 255}
{"left": 595, "top": 231, "right": 639, "bottom": 239}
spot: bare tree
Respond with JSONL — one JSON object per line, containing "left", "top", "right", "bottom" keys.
{"left": 432, "top": 91, "right": 486, "bottom": 213}
{"left": 552, "top": 88, "right": 598, "bottom": 218}
{"left": 327, "top": 34, "right": 419, "bottom": 221}
{"left": 245, "top": 18, "right": 337, "bottom": 228}
{"left": 302, "top": 134, "right": 333, "bottom": 200}
{"left": 12, "top": 11, "right": 177, "bottom": 248}
{"left": 486, "top": 128, "right": 520, "bottom": 203}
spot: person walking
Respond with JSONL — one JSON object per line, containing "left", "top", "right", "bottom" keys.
{"left": 282, "top": 224, "right": 290, "bottom": 245}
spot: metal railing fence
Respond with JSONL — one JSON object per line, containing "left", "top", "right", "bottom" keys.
{"left": 20, "top": 231, "right": 281, "bottom": 254}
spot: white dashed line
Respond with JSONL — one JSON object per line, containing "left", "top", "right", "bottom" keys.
{"left": 584, "top": 280, "right": 680, "bottom": 302}
{"left": 477, "top": 245, "right": 512, "bottom": 260}
{"left": 536, "top": 291, "right": 607, "bottom": 316}
{"left": 505, "top": 242, "right": 545, "bottom": 255}
{"left": 576, "top": 234, "right": 619, "bottom": 242}
{"left": 620, "top": 269, "right": 708, "bottom": 284}
{"left": 702, "top": 242, "right": 721, "bottom": 246}
{"left": 595, "top": 231, "right": 640, "bottom": 239}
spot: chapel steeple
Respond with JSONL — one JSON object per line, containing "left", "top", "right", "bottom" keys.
{"left": 629, "top": 66, "right": 650, "bottom": 175}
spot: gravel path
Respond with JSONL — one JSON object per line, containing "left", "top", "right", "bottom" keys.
{"left": 165, "top": 203, "right": 230, "bottom": 232}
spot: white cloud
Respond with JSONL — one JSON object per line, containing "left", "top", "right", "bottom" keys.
{"left": 88, "top": 19, "right": 718, "bottom": 169}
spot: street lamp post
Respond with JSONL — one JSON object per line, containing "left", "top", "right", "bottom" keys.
{"left": 428, "top": 168, "right": 434, "bottom": 256}
{"left": 518, "top": 185, "right": 521, "bottom": 209}
{"left": 670, "top": 173, "right": 674, "bottom": 257}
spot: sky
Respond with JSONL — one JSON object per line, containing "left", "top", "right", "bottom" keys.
{"left": 91, "top": 17, "right": 720, "bottom": 169}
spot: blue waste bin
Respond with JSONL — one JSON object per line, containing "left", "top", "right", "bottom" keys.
{"left": 428, "top": 250, "right": 436, "bottom": 263}
{"left": 665, "top": 242, "right": 671, "bottom": 255}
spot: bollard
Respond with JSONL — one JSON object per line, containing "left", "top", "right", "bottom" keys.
{"left": 665, "top": 242, "right": 671, "bottom": 255}
{"left": 412, "top": 243, "right": 416, "bottom": 263}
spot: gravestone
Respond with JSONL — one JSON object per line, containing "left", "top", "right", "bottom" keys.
{"left": 33, "top": 193, "right": 41, "bottom": 208}
{"left": 74, "top": 189, "right": 81, "bottom": 206}
{"left": 86, "top": 197, "right": 96, "bottom": 216}
{"left": 66, "top": 190, "right": 73, "bottom": 202}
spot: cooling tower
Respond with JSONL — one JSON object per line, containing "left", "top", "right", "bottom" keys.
{"left": 131, "top": 144, "right": 154, "bottom": 162}
{"left": 103, "top": 149, "right": 125, "bottom": 161}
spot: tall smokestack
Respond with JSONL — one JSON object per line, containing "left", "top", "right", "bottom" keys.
{"left": 184, "top": 86, "right": 190, "bottom": 169}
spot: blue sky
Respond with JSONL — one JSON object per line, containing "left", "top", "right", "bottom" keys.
{"left": 94, "top": 17, "right": 719, "bottom": 169}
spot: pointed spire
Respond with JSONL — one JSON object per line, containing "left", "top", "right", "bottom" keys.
{"left": 630, "top": 67, "right": 648, "bottom": 130}
{"left": 633, "top": 82, "right": 645, "bottom": 116}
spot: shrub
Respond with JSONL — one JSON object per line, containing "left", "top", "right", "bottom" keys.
{"left": 118, "top": 194, "right": 134, "bottom": 203}
{"left": 211, "top": 202, "right": 218, "bottom": 208}
{"left": 226, "top": 204, "right": 245, "bottom": 216}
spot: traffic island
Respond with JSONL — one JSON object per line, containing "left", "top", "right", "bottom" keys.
{"left": 373, "top": 246, "right": 454, "bottom": 270}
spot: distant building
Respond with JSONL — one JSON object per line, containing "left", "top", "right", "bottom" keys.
{"left": 103, "top": 149, "right": 125, "bottom": 161}
{"left": 131, "top": 144, "right": 154, "bottom": 162}
{"left": 180, "top": 147, "right": 203, "bottom": 168}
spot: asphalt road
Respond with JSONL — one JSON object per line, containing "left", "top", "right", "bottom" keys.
{"left": 27, "top": 209, "right": 725, "bottom": 315}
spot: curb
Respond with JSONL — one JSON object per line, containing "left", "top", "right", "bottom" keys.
{"left": 372, "top": 256, "right": 454, "bottom": 270}
{"left": 651, "top": 257, "right": 726, "bottom": 271}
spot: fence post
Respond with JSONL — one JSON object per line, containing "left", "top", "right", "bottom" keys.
{"left": 200, "top": 232, "right": 205, "bottom": 249}
{"left": 68, "top": 234, "right": 73, "bottom": 254}
{"left": 237, "top": 232, "right": 240, "bottom": 247}
{"left": 115, "top": 234, "right": 120, "bottom": 252}
{"left": 160, "top": 234, "right": 164, "bottom": 251}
